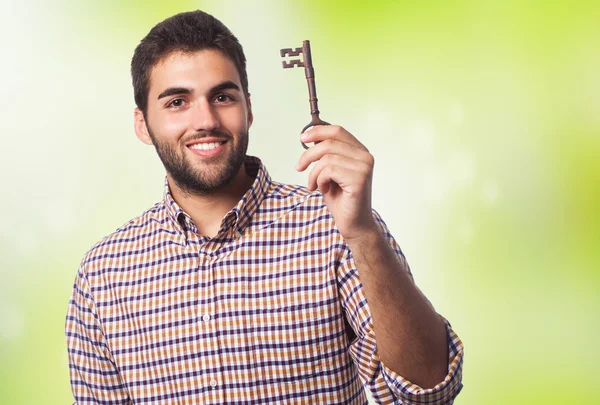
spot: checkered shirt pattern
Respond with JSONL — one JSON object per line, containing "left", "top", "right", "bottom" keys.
{"left": 66, "top": 156, "right": 464, "bottom": 404}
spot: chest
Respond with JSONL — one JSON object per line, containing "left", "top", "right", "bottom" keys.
{"left": 96, "top": 229, "right": 348, "bottom": 403}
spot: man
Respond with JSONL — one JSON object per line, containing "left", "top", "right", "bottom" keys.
{"left": 65, "top": 10, "right": 463, "bottom": 405}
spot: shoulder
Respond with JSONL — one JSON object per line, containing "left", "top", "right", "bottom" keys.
{"left": 247, "top": 179, "right": 338, "bottom": 236}
{"left": 77, "top": 200, "right": 170, "bottom": 277}
{"left": 265, "top": 180, "right": 326, "bottom": 207}
{"left": 261, "top": 179, "right": 330, "bottom": 216}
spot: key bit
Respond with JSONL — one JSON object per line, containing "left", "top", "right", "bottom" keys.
{"left": 280, "top": 40, "right": 329, "bottom": 149}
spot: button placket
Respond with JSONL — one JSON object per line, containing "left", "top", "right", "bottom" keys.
{"left": 201, "top": 245, "right": 224, "bottom": 402}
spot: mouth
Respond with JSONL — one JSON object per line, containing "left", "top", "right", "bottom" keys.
{"left": 188, "top": 141, "right": 226, "bottom": 151}
{"left": 186, "top": 138, "right": 228, "bottom": 158}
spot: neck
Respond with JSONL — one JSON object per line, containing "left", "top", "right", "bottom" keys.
{"left": 168, "top": 163, "right": 254, "bottom": 238}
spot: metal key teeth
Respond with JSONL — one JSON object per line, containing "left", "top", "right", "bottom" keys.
{"left": 282, "top": 60, "right": 304, "bottom": 69}
{"left": 280, "top": 47, "right": 303, "bottom": 57}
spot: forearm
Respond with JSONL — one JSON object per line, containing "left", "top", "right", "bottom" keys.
{"left": 345, "top": 227, "right": 448, "bottom": 389}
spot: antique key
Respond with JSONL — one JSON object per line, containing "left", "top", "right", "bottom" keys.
{"left": 280, "top": 40, "right": 329, "bottom": 149}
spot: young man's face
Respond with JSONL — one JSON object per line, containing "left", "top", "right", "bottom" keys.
{"left": 135, "top": 49, "right": 253, "bottom": 195}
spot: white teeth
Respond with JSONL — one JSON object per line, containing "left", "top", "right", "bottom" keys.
{"left": 189, "top": 142, "right": 223, "bottom": 151}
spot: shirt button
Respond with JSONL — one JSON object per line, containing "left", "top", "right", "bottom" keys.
{"left": 202, "top": 314, "right": 211, "bottom": 322}
{"left": 209, "top": 379, "right": 218, "bottom": 388}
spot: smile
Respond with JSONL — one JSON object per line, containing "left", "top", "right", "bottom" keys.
{"left": 186, "top": 140, "right": 228, "bottom": 158}
{"left": 188, "top": 141, "right": 226, "bottom": 151}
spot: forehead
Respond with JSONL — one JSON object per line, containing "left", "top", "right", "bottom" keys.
{"left": 148, "top": 49, "right": 241, "bottom": 96}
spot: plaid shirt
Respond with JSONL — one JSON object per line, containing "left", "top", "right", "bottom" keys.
{"left": 66, "top": 156, "right": 463, "bottom": 404}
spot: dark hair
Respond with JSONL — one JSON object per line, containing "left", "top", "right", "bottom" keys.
{"left": 131, "top": 10, "right": 248, "bottom": 115}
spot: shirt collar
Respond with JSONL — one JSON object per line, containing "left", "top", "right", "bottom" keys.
{"left": 163, "top": 179, "right": 188, "bottom": 234}
{"left": 232, "top": 155, "right": 270, "bottom": 236}
{"left": 163, "top": 155, "right": 271, "bottom": 237}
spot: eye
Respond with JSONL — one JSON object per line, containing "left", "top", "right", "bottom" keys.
{"left": 167, "top": 98, "right": 186, "bottom": 108}
{"left": 214, "top": 94, "right": 234, "bottom": 104}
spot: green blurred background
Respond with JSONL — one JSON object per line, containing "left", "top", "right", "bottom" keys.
{"left": 1, "top": 0, "right": 598, "bottom": 403}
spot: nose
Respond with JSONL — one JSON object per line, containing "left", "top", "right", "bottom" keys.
{"left": 191, "top": 99, "right": 220, "bottom": 132}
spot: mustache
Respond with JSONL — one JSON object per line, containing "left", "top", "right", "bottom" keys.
{"left": 183, "top": 130, "right": 232, "bottom": 144}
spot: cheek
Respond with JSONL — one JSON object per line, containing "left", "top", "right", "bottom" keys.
{"left": 152, "top": 113, "right": 189, "bottom": 138}
{"left": 224, "top": 108, "right": 250, "bottom": 132}
{"left": 164, "top": 118, "right": 188, "bottom": 134}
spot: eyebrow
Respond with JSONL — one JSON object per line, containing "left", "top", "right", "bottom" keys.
{"left": 157, "top": 81, "right": 241, "bottom": 100}
{"left": 210, "top": 81, "right": 241, "bottom": 94}
{"left": 157, "top": 87, "right": 191, "bottom": 100}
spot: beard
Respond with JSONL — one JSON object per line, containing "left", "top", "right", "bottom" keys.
{"left": 147, "top": 126, "right": 249, "bottom": 197}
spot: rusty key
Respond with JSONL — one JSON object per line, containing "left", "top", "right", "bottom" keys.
{"left": 280, "top": 40, "right": 329, "bottom": 149}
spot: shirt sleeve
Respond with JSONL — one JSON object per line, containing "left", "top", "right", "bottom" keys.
{"left": 65, "top": 267, "right": 131, "bottom": 404}
{"left": 336, "top": 210, "right": 464, "bottom": 404}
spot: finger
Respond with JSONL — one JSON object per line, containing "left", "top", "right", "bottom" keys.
{"left": 296, "top": 139, "right": 374, "bottom": 172}
{"left": 307, "top": 154, "right": 371, "bottom": 191}
{"left": 316, "top": 166, "right": 333, "bottom": 194}
{"left": 301, "top": 125, "right": 368, "bottom": 151}
{"left": 315, "top": 164, "right": 367, "bottom": 195}
{"left": 297, "top": 139, "right": 371, "bottom": 172}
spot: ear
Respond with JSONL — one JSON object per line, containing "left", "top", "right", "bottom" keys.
{"left": 246, "top": 93, "right": 253, "bottom": 128}
{"left": 134, "top": 108, "right": 153, "bottom": 145}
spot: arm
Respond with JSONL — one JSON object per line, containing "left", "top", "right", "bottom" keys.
{"left": 345, "top": 219, "right": 447, "bottom": 388}
{"left": 297, "top": 125, "right": 464, "bottom": 403}
{"left": 337, "top": 211, "right": 464, "bottom": 404}
{"left": 65, "top": 268, "right": 131, "bottom": 404}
